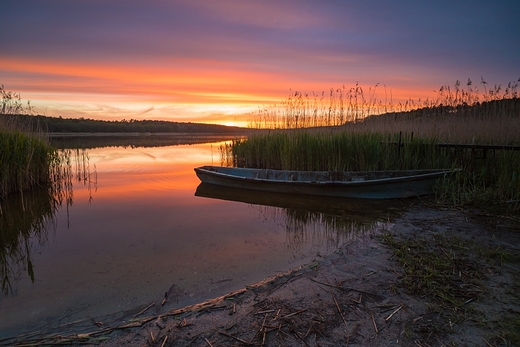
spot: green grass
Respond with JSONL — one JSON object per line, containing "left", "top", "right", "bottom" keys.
{"left": 222, "top": 130, "right": 520, "bottom": 211}
{"left": 0, "top": 130, "right": 56, "bottom": 199}
{"left": 238, "top": 80, "right": 520, "bottom": 212}
{"left": 380, "top": 233, "right": 485, "bottom": 307}
{"left": 224, "top": 131, "right": 450, "bottom": 171}
{"left": 1, "top": 85, "right": 58, "bottom": 200}
{"left": 379, "top": 230, "right": 520, "bottom": 346}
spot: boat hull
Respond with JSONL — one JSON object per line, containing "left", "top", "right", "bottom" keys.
{"left": 194, "top": 166, "right": 454, "bottom": 199}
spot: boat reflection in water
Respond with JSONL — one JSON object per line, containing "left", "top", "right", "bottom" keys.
{"left": 195, "top": 183, "right": 407, "bottom": 253}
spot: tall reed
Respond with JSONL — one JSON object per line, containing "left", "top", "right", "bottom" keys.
{"left": 223, "top": 131, "right": 452, "bottom": 171}
{"left": 0, "top": 148, "right": 75, "bottom": 295}
{"left": 0, "top": 130, "right": 55, "bottom": 198}
{"left": 222, "top": 130, "right": 519, "bottom": 212}
{"left": 248, "top": 78, "right": 520, "bottom": 131}
{"left": 1, "top": 86, "right": 56, "bottom": 202}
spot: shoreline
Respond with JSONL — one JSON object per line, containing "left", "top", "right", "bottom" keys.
{"left": 4, "top": 204, "right": 519, "bottom": 346}
{"left": 46, "top": 132, "right": 253, "bottom": 137}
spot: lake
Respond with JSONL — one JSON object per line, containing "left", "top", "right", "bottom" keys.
{"left": 0, "top": 135, "right": 404, "bottom": 338}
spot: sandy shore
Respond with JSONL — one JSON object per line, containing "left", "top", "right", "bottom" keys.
{"left": 3, "top": 205, "right": 519, "bottom": 346}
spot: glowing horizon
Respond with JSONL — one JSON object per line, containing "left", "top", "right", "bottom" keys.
{"left": 1, "top": 1, "right": 518, "bottom": 126}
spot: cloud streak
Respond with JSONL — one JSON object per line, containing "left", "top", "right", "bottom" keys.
{"left": 1, "top": 0, "right": 518, "bottom": 124}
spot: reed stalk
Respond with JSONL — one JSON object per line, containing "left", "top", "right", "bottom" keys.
{"left": 222, "top": 129, "right": 519, "bottom": 212}
{"left": 248, "top": 78, "right": 520, "bottom": 137}
{"left": 0, "top": 86, "right": 57, "bottom": 201}
{"left": 237, "top": 78, "right": 520, "bottom": 211}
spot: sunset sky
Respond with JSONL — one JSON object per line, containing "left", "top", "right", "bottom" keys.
{"left": 1, "top": 1, "right": 519, "bottom": 126}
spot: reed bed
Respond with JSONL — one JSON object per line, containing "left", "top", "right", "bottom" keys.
{"left": 235, "top": 78, "right": 520, "bottom": 211}
{"left": 222, "top": 131, "right": 453, "bottom": 171}
{"left": 0, "top": 86, "right": 57, "bottom": 201}
{"left": 356, "top": 98, "right": 520, "bottom": 145}
{"left": 222, "top": 130, "right": 519, "bottom": 212}
{"left": 0, "top": 130, "right": 56, "bottom": 199}
{"left": 248, "top": 78, "right": 520, "bottom": 130}
{"left": 0, "top": 148, "right": 86, "bottom": 295}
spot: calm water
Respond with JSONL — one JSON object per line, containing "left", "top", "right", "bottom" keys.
{"left": 0, "top": 136, "right": 405, "bottom": 338}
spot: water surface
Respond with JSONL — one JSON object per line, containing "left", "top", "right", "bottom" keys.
{"left": 0, "top": 136, "right": 405, "bottom": 338}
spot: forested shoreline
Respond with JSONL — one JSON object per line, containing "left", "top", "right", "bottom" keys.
{"left": 1, "top": 114, "right": 251, "bottom": 134}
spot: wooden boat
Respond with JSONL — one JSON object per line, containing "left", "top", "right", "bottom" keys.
{"left": 194, "top": 166, "right": 456, "bottom": 199}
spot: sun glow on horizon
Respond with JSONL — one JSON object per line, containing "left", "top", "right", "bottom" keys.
{"left": 2, "top": 56, "right": 510, "bottom": 127}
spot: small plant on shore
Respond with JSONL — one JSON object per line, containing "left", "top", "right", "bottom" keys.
{"left": 380, "top": 229, "right": 519, "bottom": 345}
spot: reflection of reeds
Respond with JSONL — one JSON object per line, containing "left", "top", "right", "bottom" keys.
{"left": 0, "top": 150, "right": 96, "bottom": 295}
{"left": 254, "top": 204, "right": 384, "bottom": 254}
{"left": 0, "top": 187, "right": 57, "bottom": 294}
{"left": 283, "top": 210, "right": 384, "bottom": 254}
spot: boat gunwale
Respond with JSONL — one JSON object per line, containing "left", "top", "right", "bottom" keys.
{"left": 194, "top": 166, "right": 454, "bottom": 187}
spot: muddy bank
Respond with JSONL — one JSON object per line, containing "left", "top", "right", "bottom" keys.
{"left": 2, "top": 205, "right": 519, "bottom": 346}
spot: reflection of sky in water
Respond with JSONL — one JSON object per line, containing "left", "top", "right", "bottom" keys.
{"left": 0, "top": 140, "right": 390, "bottom": 338}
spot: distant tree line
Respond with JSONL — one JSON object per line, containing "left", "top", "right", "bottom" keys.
{"left": 0, "top": 114, "right": 250, "bottom": 134}
{"left": 361, "top": 98, "right": 520, "bottom": 123}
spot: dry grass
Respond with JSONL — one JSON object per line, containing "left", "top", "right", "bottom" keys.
{"left": 0, "top": 86, "right": 54, "bottom": 199}
{"left": 248, "top": 78, "right": 520, "bottom": 138}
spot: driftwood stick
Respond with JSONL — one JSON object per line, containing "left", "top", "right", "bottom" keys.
{"left": 259, "top": 313, "right": 268, "bottom": 345}
{"left": 385, "top": 305, "right": 403, "bottom": 321}
{"left": 292, "top": 327, "right": 311, "bottom": 347}
{"left": 134, "top": 302, "right": 155, "bottom": 318}
{"left": 371, "top": 313, "right": 379, "bottom": 333}
{"left": 280, "top": 309, "right": 308, "bottom": 319}
{"left": 160, "top": 335, "right": 168, "bottom": 347}
{"left": 218, "top": 331, "right": 253, "bottom": 345}
{"left": 305, "top": 276, "right": 342, "bottom": 290}
{"left": 332, "top": 293, "right": 350, "bottom": 346}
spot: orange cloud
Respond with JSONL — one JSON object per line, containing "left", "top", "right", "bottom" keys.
{"left": 1, "top": 55, "right": 439, "bottom": 125}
